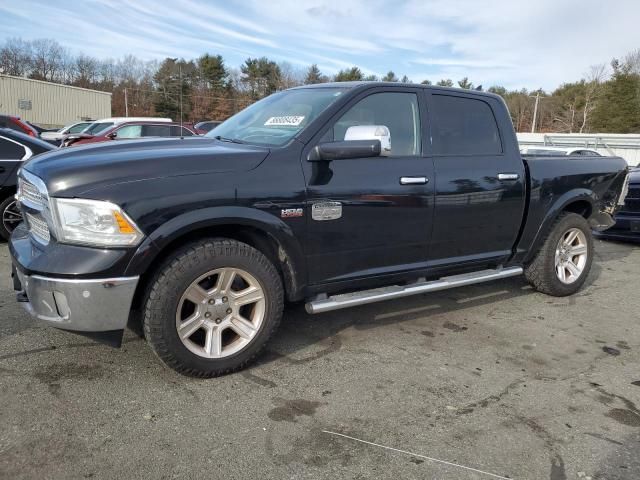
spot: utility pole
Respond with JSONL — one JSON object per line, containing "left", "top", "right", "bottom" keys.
{"left": 531, "top": 91, "right": 540, "bottom": 133}
{"left": 179, "top": 63, "right": 184, "bottom": 138}
{"left": 124, "top": 88, "right": 128, "bottom": 117}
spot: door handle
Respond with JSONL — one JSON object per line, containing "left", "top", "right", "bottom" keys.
{"left": 400, "top": 176, "right": 428, "bottom": 185}
{"left": 497, "top": 173, "right": 520, "bottom": 181}
{"left": 0, "top": 167, "right": 5, "bottom": 173}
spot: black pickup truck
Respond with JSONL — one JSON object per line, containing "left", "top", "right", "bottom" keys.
{"left": 9, "top": 82, "right": 629, "bottom": 377}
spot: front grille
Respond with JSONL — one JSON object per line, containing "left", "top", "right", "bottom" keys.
{"left": 20, "top": 179, "right": 46, "bottom": 208}
{"left": 621, "top": 185, "right": 640, "bottom": 213}
{"left": 25, "top": 212, "right": 50, "bottom": 243}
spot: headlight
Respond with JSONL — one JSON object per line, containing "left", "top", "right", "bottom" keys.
{"left": 51, "top": 198, "right": 143, "bottom": 247}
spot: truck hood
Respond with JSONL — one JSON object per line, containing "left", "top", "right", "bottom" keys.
{"left": 22, "top": 137, "right": 269, "bottom": 196}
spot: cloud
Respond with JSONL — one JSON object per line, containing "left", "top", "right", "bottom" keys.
{"left": 2, "top": 0, "right": 640, "bottom": 90}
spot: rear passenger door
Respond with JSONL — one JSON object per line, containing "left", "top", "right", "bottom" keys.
{"left": 426, "top": 92, "right": 526, "bottom": 269}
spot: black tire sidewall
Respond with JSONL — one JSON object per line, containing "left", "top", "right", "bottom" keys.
{"left": 542, "top": 214, "right": 594, "bottom": 296}
{"left": 144, "top": 240, "right": 283, "bottom": 375}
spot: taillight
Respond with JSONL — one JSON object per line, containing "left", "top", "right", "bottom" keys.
{"left": 13, "top": 119, "right": 36, "bottom": 137}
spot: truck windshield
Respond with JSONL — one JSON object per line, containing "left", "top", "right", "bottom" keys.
{"left": 206, "top": 87, "right": 348, "bottom": 147}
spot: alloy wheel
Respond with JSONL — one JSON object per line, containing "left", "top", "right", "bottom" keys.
{"left": 554, "top": 228, "right": 588, "bottom": 284}
{"left": 2, "top": 200, "right": 22, "bottom": 234}
{"left": 175, "top": 268, "right": 266, "bottom": 359}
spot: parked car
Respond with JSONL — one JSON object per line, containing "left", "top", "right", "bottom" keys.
{"left": 63, "top": 121, "right": 198, "bottom": 147}
{"left": 40, "top": 121, "right": 95, "bottom": 143}
{"left": 0, "top": 115, "right": 39, "bottom": 137}
{"left": 520, "top": 146, "right": 601, "bottom": 156}
{"left": 72, "top": 117, "right": 173, "bottom": 139}
{"left": 194, "top": 120, "right": 222, "bottom": 133}
{"left": 25, "top": 122, "right": 57, "bottom": 136}
{"left": 595, "top": 167, "right": 639, "bottom": 242}
{"left": 0, "top": 128, "right": 54, "bottom": 240}
{"left": 9, "top": 82, "right": 629, "bottom": 377}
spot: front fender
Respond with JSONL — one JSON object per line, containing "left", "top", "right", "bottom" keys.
{"left": 123, "top": 206, "right": 306, "bottom": 293}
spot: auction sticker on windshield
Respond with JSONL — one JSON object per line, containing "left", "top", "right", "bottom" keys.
{"left": 264, "top": 116, "right": 305, "bottom": 126}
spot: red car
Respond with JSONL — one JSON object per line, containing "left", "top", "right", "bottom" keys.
{"left": 0, "top": 114, "right": 39, "bottom": 137}
{"left": 64, "top": 121, "right": 198, "bottom": 147}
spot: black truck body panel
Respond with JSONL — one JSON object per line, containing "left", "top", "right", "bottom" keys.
{"left": 10, "top": 83, "right": 629, "bottom": 308}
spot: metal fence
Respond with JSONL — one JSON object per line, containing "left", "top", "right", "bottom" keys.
{"left": 517, "top": 133, "right": 640, "bottom": 166}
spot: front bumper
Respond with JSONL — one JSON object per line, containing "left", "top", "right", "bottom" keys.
{"left": 13, "top": 267, "right": 139, "bottom": 333}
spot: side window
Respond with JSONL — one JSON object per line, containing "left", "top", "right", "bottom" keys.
{"left": 170, "top": 126, "right": 194, "bottom": 136}
{"left": 328, "top": 92, "right": 421, "bottom": 157}
{"left": 0, "top": 137, "right": 26, "bottom": 159}
{"left": 143, "top": 125, "right": 172, "bottom": 137}
{"left": 430, "top": 95, "right": 502, "bottom": 155}
{"left": 115, "top": 125, "right": 143, "bottom": 139}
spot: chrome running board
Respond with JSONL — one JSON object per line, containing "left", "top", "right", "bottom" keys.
{"left": 305, "top": 266, "right": 523, "bottom": 314}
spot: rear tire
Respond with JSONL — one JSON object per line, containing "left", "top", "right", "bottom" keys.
{"left": 143, "top": 239, "right": 283, "bottom": 377}
{"left": 524, "top": 212, "right": 593, "bottom": 296}
{"left": 0, "top": 196, "right": 22, "bottom": 241}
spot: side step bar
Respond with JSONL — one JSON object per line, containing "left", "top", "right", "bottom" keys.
{"left": 305, "top": 266, "right": 523, "bottom": 314}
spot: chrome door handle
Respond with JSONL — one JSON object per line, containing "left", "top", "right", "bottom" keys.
{"left": 497, "top": 173, "right": 520, "bottom": 181}
{"left": 400, "top": 176, "right": 428, "bottom": 185}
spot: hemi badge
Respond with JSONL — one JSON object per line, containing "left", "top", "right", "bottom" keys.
{"left": 281, "top": 208, "right": 303, "bottom": 218}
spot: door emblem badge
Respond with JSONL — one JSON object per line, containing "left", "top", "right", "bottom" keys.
{"left": 312, "top": 201, "right": 342, "bottom": 221}
{"left": 281, "top": 208, "right": 303, "bottom": 218}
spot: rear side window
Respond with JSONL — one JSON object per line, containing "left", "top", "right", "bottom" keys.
{"left": 170, "top": 126, "right": 194, "bottom": 136}
{"left": 430, "top": 95, "right": 502, "bottom": 155}
{"left": 143, "top": 125, "right": 172, "bottom": 137}
{"left": 0, "top": 137, "right": 26, "bottom": 159}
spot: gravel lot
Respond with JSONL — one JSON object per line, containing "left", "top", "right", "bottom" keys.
{"left": 0, "top": 239, "right": 639, "bottom": 480}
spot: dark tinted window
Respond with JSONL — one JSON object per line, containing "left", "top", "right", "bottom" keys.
{"left": 142, "top": 125, "right": 172, "bottom": 137}
{"left": 430, "top": 95, "right": 502, "bottom": 155}
{"left": 170, "top": 126, "right": 194, "bottom": 136}
{"left": 0, "top": 137, "right": 26, "bottom": 159}
{"left": 330, "top": 92, "right": 421, "bottom": 156}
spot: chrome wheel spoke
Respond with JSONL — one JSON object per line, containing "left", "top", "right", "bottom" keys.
{"left": 570, "top": 245, "right": 587, "bottom": 256}
{"left": 556, "top": 264, "right": 566, "bottom": 282}
{"left": 178, "top": 313, "right": 204, "bottom": 339}
{"left": 230, "top": 316, "right": 256, "bottom": 339}
{"left": 216, "top": 269, "right": 236, "bottom": 294}
{"left": 204, "top": 325, "right": 222, "bottom": 357}
{"left": 185, "top": 284, "right": 209, "bottom": 305}
{"left": 232, "top": 286, "right": 263, "bottom": 306}
{"left": 564, "top": 229, "right": 579, "bottom": 245}
{"left": 566, "top": 261, "right": 581, "bottom": 278}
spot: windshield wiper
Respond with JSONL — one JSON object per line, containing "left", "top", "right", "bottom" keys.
{"left": 213, "top": 135, "right": 245, "bottom": 144}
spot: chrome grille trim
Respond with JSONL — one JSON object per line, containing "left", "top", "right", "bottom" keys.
{"left": 17, "top": 170, "right": 52, "bottom": 244}
{"left": 25, "top": 212, "right": 51, "bottom": 243}
{"left": 21, "top": 181, "right": 45, "bottom": 208}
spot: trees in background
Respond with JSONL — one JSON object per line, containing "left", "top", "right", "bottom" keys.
{"left": 0, "top": 37, "right": 638, "bottom": 133}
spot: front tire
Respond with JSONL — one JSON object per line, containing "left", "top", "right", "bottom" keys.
{"left": 143, "top": 239, "right": 284, "bottom": 377}
{"left": 0, "top": 196, "right": 22, "bottom": 241}
{"left": 524, "top": 212, "right": 593, "bottom": 296}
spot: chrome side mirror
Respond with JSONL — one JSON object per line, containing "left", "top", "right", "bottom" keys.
{"left": 344, "top": 125, "right": 391, "bottom": 156}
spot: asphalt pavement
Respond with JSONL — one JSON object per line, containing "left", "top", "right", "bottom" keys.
{"left": 0, "top": 239, "right": 639, "bottom": 480}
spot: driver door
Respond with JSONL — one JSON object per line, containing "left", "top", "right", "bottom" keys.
{"left": 301, "top": 88, "right": 435, "bottom": 286}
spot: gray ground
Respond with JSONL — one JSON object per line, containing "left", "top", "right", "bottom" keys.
{"left": 0, "top": 239, "right": 639, "bottom": 480}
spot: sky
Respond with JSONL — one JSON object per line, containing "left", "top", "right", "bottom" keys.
{"left": 1, "top": 0, "right": 639, "bottom": 91}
